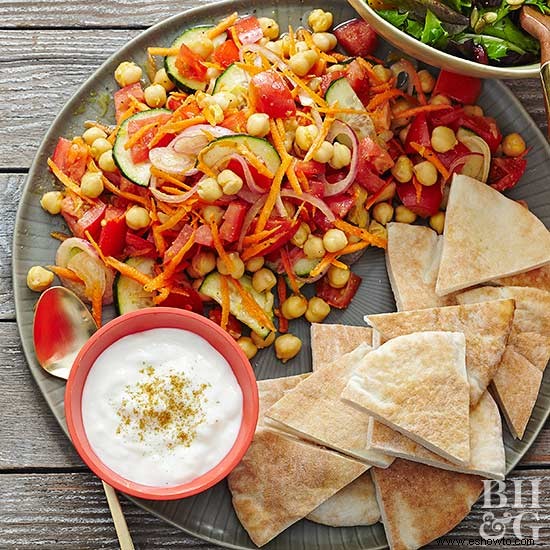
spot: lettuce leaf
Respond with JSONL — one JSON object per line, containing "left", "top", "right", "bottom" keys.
{"left": 421, "top": 10, "right": 449, "bottom": 48}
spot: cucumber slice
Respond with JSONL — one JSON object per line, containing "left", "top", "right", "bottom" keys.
{"left": 200, "top": 272, "right": 274, "bottom": 337}
{"left": 293, "top": 257, "right": 321, "bottom": 277}
{"left": 114, "top": 257, "right": 156, "bottom": 315}
{"left": 213, "top": 63, "right": 249, "bottom": 103}
{"left": 165, "top": 26, "right": 226, "bottom": 92}
{"left": 112, "top": 108, "right": 171, "bottom": 187}
{"left": 199, "top": 134, "right": 281, "bottom": 174}
{"left": 325, "top": 77, "right": 375, "bottom": 141}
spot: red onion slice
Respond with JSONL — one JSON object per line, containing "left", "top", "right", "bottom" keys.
{"left": 171, "top": 125, "right": 234, "bottom": 155}
{"left": 149, "top": 147, "right": 194, "bottom": 174}
{"left": 280, "top": 189, "right": 335, "bottom": 222}
{"left": 150, "top": 175, "right": 202, "bottom": 204}
{"left": 226, "top": 154, "right": 267, "bottom": 194}
{"left": 237, "top": 195, "right": 268, "bottom": 251}
{"left": 446, "top": 152, "right": 483, "bottom": 183}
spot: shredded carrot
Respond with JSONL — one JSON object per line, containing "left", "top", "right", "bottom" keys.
{"left": 47, "top": 265, "right": 83, "bottom": 283}
{"left": 330, "top": 258, "right": 348, "bottom": 270}
{"left": 124, "top": 120, "right": 161, "bottom": 150}
{"left": 210, "top": 221, "right": 233, "bottom": 272}
{"left": 236, "top": 146, "right": 274, "bottom": 179}
{"left": 128, "top": 95, "right": 150, "bottom": 112}
{"left": 333, "top": 219, "right": 387, "bottom": 249}
{"left": 148, "top": 47, "right": 180, "bottom": 56}
{"left": 234, "top": 62, "right": 264, "bottom": 76}
{"left": 270, "top": 120, "right": 301, "bottom": 195}
{"left": 149, "top": 115, "right": 206, "bottom": 147}
{"left": 230, "top": 278, "right": 276, "bottom": 333}
{"left": 220, "top": 275, "right": 230, "bottom": 331}
{"left": 91, "top": 284, "right": 103, "bottom": 328}
{"left": 241, "top": 234, "right": 281, "bottom": 261}
{"left": 242, "top": 226, "right": 280, "bottom": 246}
{"left": 276, "top": 276, "right": 288, "bottom": 334}
{"left": 229, "top": 26, "right": 242, "bottom": 49}
{"left": 309, "top": 252, "right": 338, "bottom": 278}
{"left": 47, "top": 159, "right": 92, "bottom": 202}
{"left": 150, "top": 167, "right": 192, "bottom": 190}
{"left": 50, "top": 231, "right": 71, "bottom": 242}
{"left": 412, "top": 175, "right": 423, "bottom": 202}
{"left": 367, "top": 89, "right": 406, "bottom": 110}
{"left": 207, "top": 11, "right": 239, "bottom": 39}
{"left": 280, "top": 247, "right": 300, "bottom": 295}
{"left": 101, "top": 174, "right": 149, "bottom": 207}
{"left": 296, "top": 169, "right": 310, "bottom": 192}
{"left": 156, "top": 205, "right": 192, "bottom": 233}
{"left": 280, "top": 67, "right": 328, "bottom": 108}
{"left": 84, "top": 230, "right": 106, "bottom": 264}
{"left": 356, "top": 57, "right": 382, "bottom": 85}
{"left": 153, "top": 286, "right": 171, "bottom": 305}
{"left": 398, "top": 104, "right": 452, "bottom": 119}
{"left": 286, "top": 161, "right": 302, "bottom": 195}
{"left": 338, "top": 241, "right": 370, "bottom": 255}
{"left": 408, "top": 142, "right": 450, "bottom": 180}
{"left": 304, "top": 115, "right": 334, "bottom": 161}
{"left": 105, "top": 256, "right": 154, "bottom": 286}
{"left": 287, "top": 25, "right": 297, "bottom": 56}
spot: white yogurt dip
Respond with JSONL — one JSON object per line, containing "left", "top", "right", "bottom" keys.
{"left": 81, "top": 327, "right": 243, "bottom": 487}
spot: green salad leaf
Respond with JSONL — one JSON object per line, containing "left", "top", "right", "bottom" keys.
{"left": 421, "top": 10, "right": 449, "bottom": 48}
{"left": 455, "top": 33, "right": 531, "bottom": 60}
{"left": 482, "top": 16, "right": 540, "bottom": 54}
{"left": 443, "top": 0, "right": 471, "bottom": 14}
{"left": 377, "top": 9, "right": 411, "bottom": 27}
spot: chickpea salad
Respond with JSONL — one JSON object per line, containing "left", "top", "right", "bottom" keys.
{"left": 30, "top": 9, "right": 528, "bottom": 363}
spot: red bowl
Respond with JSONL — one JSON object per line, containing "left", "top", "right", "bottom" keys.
{"left": 65, "top": 307, "right": 259, "bottom": 500}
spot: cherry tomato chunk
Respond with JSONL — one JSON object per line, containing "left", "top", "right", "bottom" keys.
{"left": 334, "top": 19, "right": 378, "bottom": 58}
{"left": 316, "top": 272, "right": 362, "bottom": 309}
{"left": 250, "top": 70, "right": 296, "bottom": 118}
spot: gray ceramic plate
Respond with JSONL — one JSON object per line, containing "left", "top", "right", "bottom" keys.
{"left": 12, "top": 1, "right": 550, "bottom": 548}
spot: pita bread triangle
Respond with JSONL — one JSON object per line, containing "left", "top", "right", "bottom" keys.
{"left": 372, "top": 459, "right": 483, "bottom": 550}
{"left": 310, "top": 323, "right": 373, "bottom": 371}
{"left": 366, "top": 299, "right": 515, "bottom": 406}
{"left": 368, "top": 391, "right": 505, "bottom": 479}
{"left": 265, "top": 343, "right": 394, "bottom": 467}
{"left": 341, "top": 331, "right": 471, "bottom": 466}
{"left": 436, "top": 174, "right": 550, "bottom": 296}
{"left": 385, "top": 222, "right": 455, "bottom": 311}
{"left": 493, "top": 264, "right": 550, "bottom": 293}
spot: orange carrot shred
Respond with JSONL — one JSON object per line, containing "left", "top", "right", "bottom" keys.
{"left": 276, "top": 276, "right": 288, "bottom": 334}
{"left": 280, "top": 247, "right": 300, "bottom": 295}
{"left": 47, "top": 158, "right": 93, "bottom": 202}
{"left": 256, "top": 155, "right": 291, "bottom": 233}
{"left": 230, "top": 278, "right": 276, "bottom": 333}
{"left": 207, "top": 11, "right": 238, "bottom": 39}
{"left": 367, "top": 88, "right": 406, "bottom": 110}
{"left": 153, "top": 286, "right": 171, "bottom": 305}
{"left": 210, "top": 221, "right": 233, "bottom": 272}
{"left": 91, "top": 284, "right": 103, "bottom": 328}
{"left": 105, "top": 256, "right": 154, "bottom": 286}
{"left": 220, "top": 275, "right": 230, "bottom": 331}
{"left": 46, "top": 265, "right": 83, "bottom": 283}
{"left": 333, "top": 219, "right": 387, "bottom": 249}
{"left": 398, "top": 104, "right": 452, "bottom": 119}
{"left": 101, "top": 174, "right": 149, "bottom": 207}
{"left": 412, "top": 175, "right": 423, "bottom": 202}
{"left": 408, "top": 142, "right": 450, "bottom": 180}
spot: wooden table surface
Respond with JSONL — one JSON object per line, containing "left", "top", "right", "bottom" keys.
{"left": 1, "top": 1, "right": 550, "bottom": 548}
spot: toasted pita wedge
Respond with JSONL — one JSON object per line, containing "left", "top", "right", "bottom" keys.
{"left": 368, "top": 391, "right": 505, "bottom": 479}
{"left": 436, "top": 174, "right": 550, "bottom": 296}
{"left": 265, "top": 344, "right": 394, "bottom": 467}
{"left": 342, "top": 332, "right": 470, "bottom": 465}
{"left": 457, "top": 286, "right": 550, "bottom": 371}
{"left": 491, "top": 348, "right": 542, "bottom": 439}
{"left": 493, "top": 264, "right": 550, "bottom": 293}
{"left": 310, "top": 323, "right": 373, "bottom": 371}
{"left": 228, "top": 430, "right": 367, "bottom": 547}
{"left": 372, "top": 459, "right": 483, "bottom": 550}
{"left": 385, "top": 223, "right": 455, "bottom": 311}
{"left": 366, "top": 299, "right": 515, "bottom": 405}
{"left": 306, "top": 472, "right": 380, "bottom": 527}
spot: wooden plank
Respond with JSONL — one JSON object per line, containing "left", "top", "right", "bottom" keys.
{"left": 0, "top": 30, "right": 548, "bottom": 170}
{"left": 1, "top": 470, "right": 549, "bottom": 549}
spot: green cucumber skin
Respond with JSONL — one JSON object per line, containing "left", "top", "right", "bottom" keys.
{"left": 114, "top": 257, "right": 156, "bottom": 315}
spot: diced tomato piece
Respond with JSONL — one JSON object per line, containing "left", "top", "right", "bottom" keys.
{"left": 51, "top": 137, "right": 89, "bottom": 182}
{"left": 164, "top": 224, "right": 194, "bottom": 264}
{"left": 489, "top": 155, "right": 527, "bottom": 192}
{"left": 98, "top": 206, "right": 127, "bottom": 257}
{"left": 249, "top": 218, "right": 300, "bottom": 258}
{"left": 52, "top": 137, "right": 71, "bottom": 170}
{"left": 433, "top": 70, "right": 482, "bottom": 105}
{"left": 226, "top": 157, "right": 271, "bottom": 190}
{"left": 61, "top": 201, "right": 107, "bottom": 240}
{"left": 397, "top": 179, "right": 442, "bottom": 218}
{"left": 233, "top": 15, "right": 263, "bottom": 45}
{"left": 359, "top": 137, "right": 394, "bottom": 174}
{"left": 326, "top": 194, "right": 355, "bottom": 218}
{"left": 114, "top": 83, "right": 145, "bottom": 123}
{"left": 209, "top": 307, "right": 242, "bottom": 339}
{"left": 163, "top": 287, "right": 204, "bottom": 314}
{"left": 405, "top": 112, "right": 431, "bottom": 155}
{"left": 459, "top": 115, "right": 502, "bottom": 154}
{"left": 316, "top": 272, "right": 362, "bottom": 309}
{"left": 250, "top": 70, "right": 296, "bottom": 118}
{"left": 386, "top": 138, "right": 405, "bottom": 161}
{"left": 125, "top": 232, "right": 156, "bottom": 258}
{"left": 295, "top": 160, "right": 325, "bottom": 179}
{"left": 319, "top": 70, "right": 346, "bottom": 97}
{"left": 221, "top": 111, "right": 248, "bottom": 133}
{"left": 195, "top": 225, "right": 214, "bottom": 247}
{"left": 126, "top": 113, "right": 172, "bottom": 164}
{"left": 334, "top": 19, "right": 378, "bottom": 58}
{"left": 220, "top": 201, "right": 248, "bottom": 243}
{"left": 175, "top": 43, "right": 207, "bottom": 81}
{"left": 345, "top": 59, "right": 370, "bottom": 105}
{"left": 166, "top": 95, "right": 183, "bottom": 111}
{"left": 435, "top": 142, "right": 470, "bottom": 171}
{"left": 213, "top": 40, "right": 240, "bottom": 68}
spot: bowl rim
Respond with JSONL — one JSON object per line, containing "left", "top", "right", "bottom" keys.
{"left": 64, "top": 307, "right": 259, "bottom": 500}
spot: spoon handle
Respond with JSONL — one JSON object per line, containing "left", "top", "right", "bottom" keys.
{"left": 541, "top": 61, "right": 550, "bottom": 139}
{"left": 102, "top": 481, "right": 135, "bottom": 550}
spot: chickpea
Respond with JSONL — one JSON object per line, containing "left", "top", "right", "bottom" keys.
{"left": 217, "top": 252, "right": 245, "bottom": 280}
{"left": 288, "top": 50, "right": 319, "bottom": 77}
{"left": 27, "top": 266, "right": 54, "bottom": 292}
{"left": 392, "top": 99, "right": 411, "bottom": 119}
{"left": 303, "top": 235, "right": 325, "bottom": 259}
{"left": 114, "top": 61, "right": 142, "bottom": 87}
{"left": 275, "top": 333, "right": 302, "bottom": 363}
{"left": 258, "top": 17, "right": 280, "bottom": 40}
{"left": 211, "top": 92, "right": 237, "bottom": 111}
{"left": 246, "top": 113, "right": 270, "bottom": 137}
{"left": 291, "top": 222, "right": 311, "bottom": 247}
{"left": 327, "top": 63, "right": 345, "bottom": 73}
{"left": 329, "top": 142, "right": 351, "bottom": 170}
{"left": 218, "top": 169, "right": 243, "bottom": 195}
{"left": 372, "top": 202, "right": 394, "bottom": 225}
{"left": 463, "top": 104, "right": 484, "bottom": 117}
{"left": 80, "top": 171, "right": 104, "bottom": 198}
{"left": 202, "top": 205, "right": 224, "bottom": 225}
{"left": 394, "top": 205, "right": 417, "bottom": 224}
{"left": 399, "top": 125, "right": 410, "bottom": 144}
{"left": 456, "top": 127, "right": 475, "bottom": 141}
{"left": 252, "top": 267, "right": 277, "bottom": 292}
{"left": 431, "top": 126, "right": 457, "bottom": 154}
{"left": 144, "top": 84, "right": 167, "bottom": 108}
{"left": 327, "top": 265, "right": 350, "bottom": 289}
{"left": 237, "top": 336, "right": 258, "bottom": 360}
{"left": 305, "top": 297, "right": 331, "bottom": 323}
{"left": 90, "top": 137, "right": 112, "bottom": 159}
{"left": 429, "top": 211, "right": 446, "bottom": 235}
{"left": 295, "top": 124, "right": 319, "bottom": 151}
{"left": 126, "top": 205, "right": 151, "bottom": 230}
{"left": 372, "top": 64, "right": 393, "bottom": 83}
{"left": 204, "top": 103, "right": 224, "bottom": 125}
{"left": 40, "top": 191, "right": 64, "bottom": 215}
{"left": 266, "top": 40, "right": 284, "bottom": 56}
{"left": 312, "top": 141, "right": 334, "bottom": 163}
{"left": 187, "top": 34, "right": 214, "bottom": 59}
{"left": 197, "top": 177, "right": 223, "bottom": 202}
{"left": 417, "top": 69, "right": 435, "bottom": 93}
{"left": 245, "top": 256, "right": 264, "bottom": 273}
{"left": 82, "top": 127, "right": 107, "bottom": 145}
{"left": 191, "top": 251, "right": 216, "bottom": 277}
{"left": 308, "top": 9, "right": 333, "bottom": 32}
{"left": 98, "top": 150, "right": 116, "bottom": 172}
{"left": 251, "top": 330, "right": 276, "bottom": 349}
{"left": 368, "top": 219, "right": 387, "bottom": 240}
{"left": 281, "top": 294, "right": 308, "bottom": 320}
{"left": 413, "top": 160, "right": 438, "bottom": 187}
{"left": 323, "top": 228, "right": 348, "bottom": 253}
{"left": 502, "top": 133, "right": 526, "bottom": 157}
{"left": 295, "top": 40, "right": 309, "bottom": 52}
{"left": 311, "top": 32, "right": 337, "bottom": 52}
{"left": 391, "top": 155, "right": 413, "bottom": 183}
{"left": 153, "top": 68, "right": 175, "bottom": 92}
{"left": 429, "top": 94, "right": 451, "bottom": 106}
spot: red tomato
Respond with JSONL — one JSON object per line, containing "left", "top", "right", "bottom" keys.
{"left": 333, "top": 19, "right": 378, "bottom": 58}
{"left": 316, "top": 272, "right": 362, "bottom": 309}
{"left": 208, "top": 307, "right": 242, "bottom": 339}
{"left": 163, "top": 287, "right": 204, "bottom": 314}
{"left": 98, "top": 206, "right": 127, "bottom": 257}
{"left": 459, "top": 115, "right": 502, "bottom": 153}
{"left": 175, "top": 43, "right": 207, "bottom": 81}
{"left": 250, "top": 70, "right": 296, "bottom": 118}
{"left": 397, "top": 179, "right": 443, "bottom": 218}
{"left": 125, "top": 232, "right": 156, "bottom": 258}
{"left": 166, "top": 96, "right": 183, "bottom": 110}
{"left": 212, "top": 40, "right": 240, "bottom": 68}
{"left": 386, "top": 138, "right": 405, "bottom": 161}
{"left": 127, "top": 113, "right": 172, "bottom": 164}
{"left": 195, "top": 225, "right": 214, "bottom": 247}
{"left": 219, "top": 201, "right": 248, "bottom": 243}
{"left": 164, "top": 224, "right": 194, "bottom": 264}
{"left": 233, "top": 15, "right": 263, "bottom": 44}
{"left": 345, "top": 59, "right": 370, "bottom": 105}
{"left": 249, "top": 218, "right": 300, "bottom": 258}
{"left": 295, "top": 160, "right": 325, "bottom": 179}
{"left": 52, "top": 137, "right": 89, "bottom": 182}
{"left": 434, "top": 142, "right": 470, "bottom": 171}
{"left": 359, "top": 137, "right": 394, "bottom": 174}
{"left": 114, "top": 83, "right": 145, "bottom": 123}
{"left": 433, "top": 70, "right": 482, "bottom": 105}
{"left": 227, "top": 157, "right": 271, "bottom": 190}
{"left": 405, "top": 112, "right": 431, "bottom": 155}
{"left": 61, "top": 201, "right": 107, "bottom": 240}
{"left": 326, "top": 194, "right": 355, "bottom": 217}
{"left": 489, "top": 155, "right": 527, "bottom": 192}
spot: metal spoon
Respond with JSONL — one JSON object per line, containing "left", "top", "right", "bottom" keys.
{"left": 521, "top": 6, "right": 550, "bottom": 138}
{"left": 33, "top": 286, "right": 135, "bottom": 550}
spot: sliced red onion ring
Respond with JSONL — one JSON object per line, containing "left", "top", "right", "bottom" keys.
{"left": 446, "top": 152, "right": 483, "bottom": 183}
{"left": 280, "top": 189, "right": 336, "bottom": 222}
{"left": 458, "top": 135, "right": 491, "bottom": 182}
{"left": 171, "top": 125, "right": 234, "bottom": 155}
{"left": 240, "top": 43, "right": 289, "bottom": 71}
{"left": 237, "top": 195, "right": 268, "bottom": 251}
{"left": 150, "top": 174, "right": 202, "bottom": 204}
{"left": 149, "top": 147, "right": 194, "bottom": 174}
{"left": 238, "top": 188, "right": 262, "bottom": 203}
{"left": 226, "top": 154, "right": 267, "bottom": 194}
